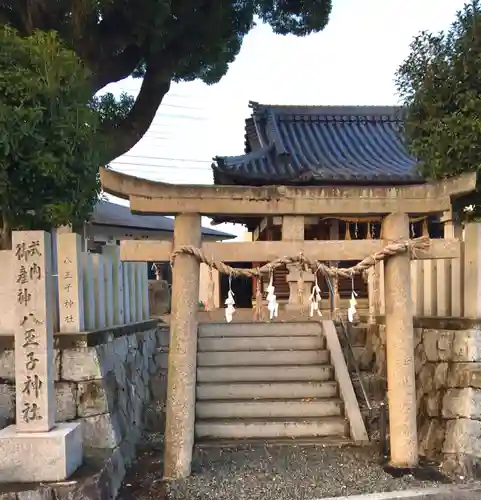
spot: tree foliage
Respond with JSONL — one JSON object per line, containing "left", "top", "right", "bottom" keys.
{"left": 396, "top": 1, "right": 481, "bottom": 182}
{"left": 0, "top": 1, "right": 332, "bottom": 162}
{"left": 0, "top": 26, "right": 102, "bottom": 248}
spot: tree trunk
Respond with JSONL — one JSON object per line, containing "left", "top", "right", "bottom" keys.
{"left": 0, "top": 213, "right": 12, "bottom": 250}
{"left": 100, "top": 65, "right": 172, "bottom": 163}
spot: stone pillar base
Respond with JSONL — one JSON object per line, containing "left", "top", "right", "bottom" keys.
{"left": 0, "top": 422, "right": 82, "bottom": 482}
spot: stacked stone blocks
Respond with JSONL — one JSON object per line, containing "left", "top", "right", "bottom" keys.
{"left": 372, "top": 322, "right": 481, "bottom": 476}
{"left": 0, "top": 325, "right": 169, "bottom": 464}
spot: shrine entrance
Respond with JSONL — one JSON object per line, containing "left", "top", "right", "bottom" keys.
{"left": 100, "top": 167, "right": 476, "bottom": 480}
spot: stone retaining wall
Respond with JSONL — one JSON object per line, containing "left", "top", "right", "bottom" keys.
{"left": 0, "top": 320, "right": 169, "bottom": 489}
{"left": 371, "top": 318, "right": 481, "bottom": 477}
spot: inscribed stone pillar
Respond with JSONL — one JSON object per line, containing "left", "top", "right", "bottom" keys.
{"left": 0, "top": 231, "right": 83, "bottom": 482}
{"left": 282, "top": 216, "right": 314, "bottom": 310}
{"left": 382, "top": 213, "right": 418, "bottom": 468}
{"left": 13, "top": 231, "right": 55, "bottom": 432}
{"left": 57, "top": 233, "right": 85, "bottom": 333}
{"left": 164, "top": 213, "right": 201, "bottom": 480}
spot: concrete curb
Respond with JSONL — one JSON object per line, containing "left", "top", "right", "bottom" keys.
{"left": 318, "top": 483, "right": 481, "bottom": 500}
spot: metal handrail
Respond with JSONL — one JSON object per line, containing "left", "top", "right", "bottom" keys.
{"left": 338, "top": 317, "right": 372, "bottom": 411}
{"left": 321, "top": 270, "right": 372, "bottom": 412}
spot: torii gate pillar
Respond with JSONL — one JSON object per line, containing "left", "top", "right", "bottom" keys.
{"left": 164, "top": 213, "right": 201, "bottom": 479}
{"left": 383, "top": 212, "right": 418, "bottom": 468}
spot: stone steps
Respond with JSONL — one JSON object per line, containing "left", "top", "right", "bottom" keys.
{"left": 198, "top": 335, "right": 325, "bottom": 352}
{"left": 197, "top": 365, "right": 334, "bottom": 383}
{"left": 198, "top": 322, "right": 323, "bottom": 338}
{"left": 196, "top": 381, "right": 339, "bottom": 400}
{"left": 197, "top": 349, "right": 330, "bottom": 366}
{"left": 196, "top": 436, "right": 353, "bottom": 447}
{"left": 195, "top": 417, "right": 348, "bottom": 440}
{"left": 196, "top": 398, "right": 343, "bottom": 419}
{"left": 195, "top": 321, "right": 354, "bottom": 442}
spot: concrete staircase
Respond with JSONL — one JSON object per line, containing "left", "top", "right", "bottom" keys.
{"left": 195, "top": 321, "right": 366, "bottom": 442}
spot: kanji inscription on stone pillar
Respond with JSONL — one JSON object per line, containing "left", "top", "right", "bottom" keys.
{"left": 13, "top": 231, "right": 55, "bottom": 433}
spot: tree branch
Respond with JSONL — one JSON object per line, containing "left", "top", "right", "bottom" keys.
{"left": 91, "top": 45, "right": 142, "bottom": 92}
{"left": 100, "top": 58, "right": 172, "bottom": 162}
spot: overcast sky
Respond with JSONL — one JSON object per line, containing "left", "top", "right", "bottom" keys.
{"left": 103, "top": 0, "right": 468, "bottom": 238}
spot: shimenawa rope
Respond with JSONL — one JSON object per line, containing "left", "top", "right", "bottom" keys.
{"left": 169, "top": 237, "right": 430, "bottom": 279}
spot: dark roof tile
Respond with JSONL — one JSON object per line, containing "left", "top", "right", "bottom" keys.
{"left": 213, "top": 102, "right": 423, "bottom": 186}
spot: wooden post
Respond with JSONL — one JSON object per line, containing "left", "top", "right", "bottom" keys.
{"left": 382, "top": 213, "right": 418, "bottom": 468}
{"left": 164, "top": 213, "right": 201, "bottom": 479}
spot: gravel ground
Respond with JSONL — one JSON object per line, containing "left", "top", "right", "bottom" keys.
{"left": 119, "top": 438, "right": 470, "bottom": 500}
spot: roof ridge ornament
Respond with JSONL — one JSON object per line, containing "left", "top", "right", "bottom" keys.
{"left": 266, "top": 108, "right": 288, "bottom": 156}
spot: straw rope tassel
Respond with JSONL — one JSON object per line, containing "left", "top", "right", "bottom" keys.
{"left": 345, "top": 223, "right": 351, "bottom": 240}
{"left": 253, "top": 268, "right": 264, "bottom": 321}
{"left": 367, "top": 223, "right": 372, "bottom": 240}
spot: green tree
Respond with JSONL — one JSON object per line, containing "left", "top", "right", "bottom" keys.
{"left": 396, "top": 2, "right": 481, "bottom": 176}
{"left": 396, "top": 1, "right": 481, "bottom": 218}
{"left": 0, "top": 26, "right": 102, "bottom": 248}
{"left": 0, "top": 1, "right": 332, "bottom": 163}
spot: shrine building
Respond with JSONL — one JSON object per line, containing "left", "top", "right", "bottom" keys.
{"left": 211, "top": 102, "right": 442, "bottom": 308}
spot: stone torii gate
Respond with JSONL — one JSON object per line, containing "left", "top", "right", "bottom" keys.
{"left": 100, "top": 167, "right": 477, "bottom": 479}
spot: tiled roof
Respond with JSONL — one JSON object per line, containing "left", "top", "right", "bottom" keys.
{"left": 212, "top": 102, "right": 424, "bottom": 186}
{"left": 91, "top": 201, "right": 235, "bottom": 239}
